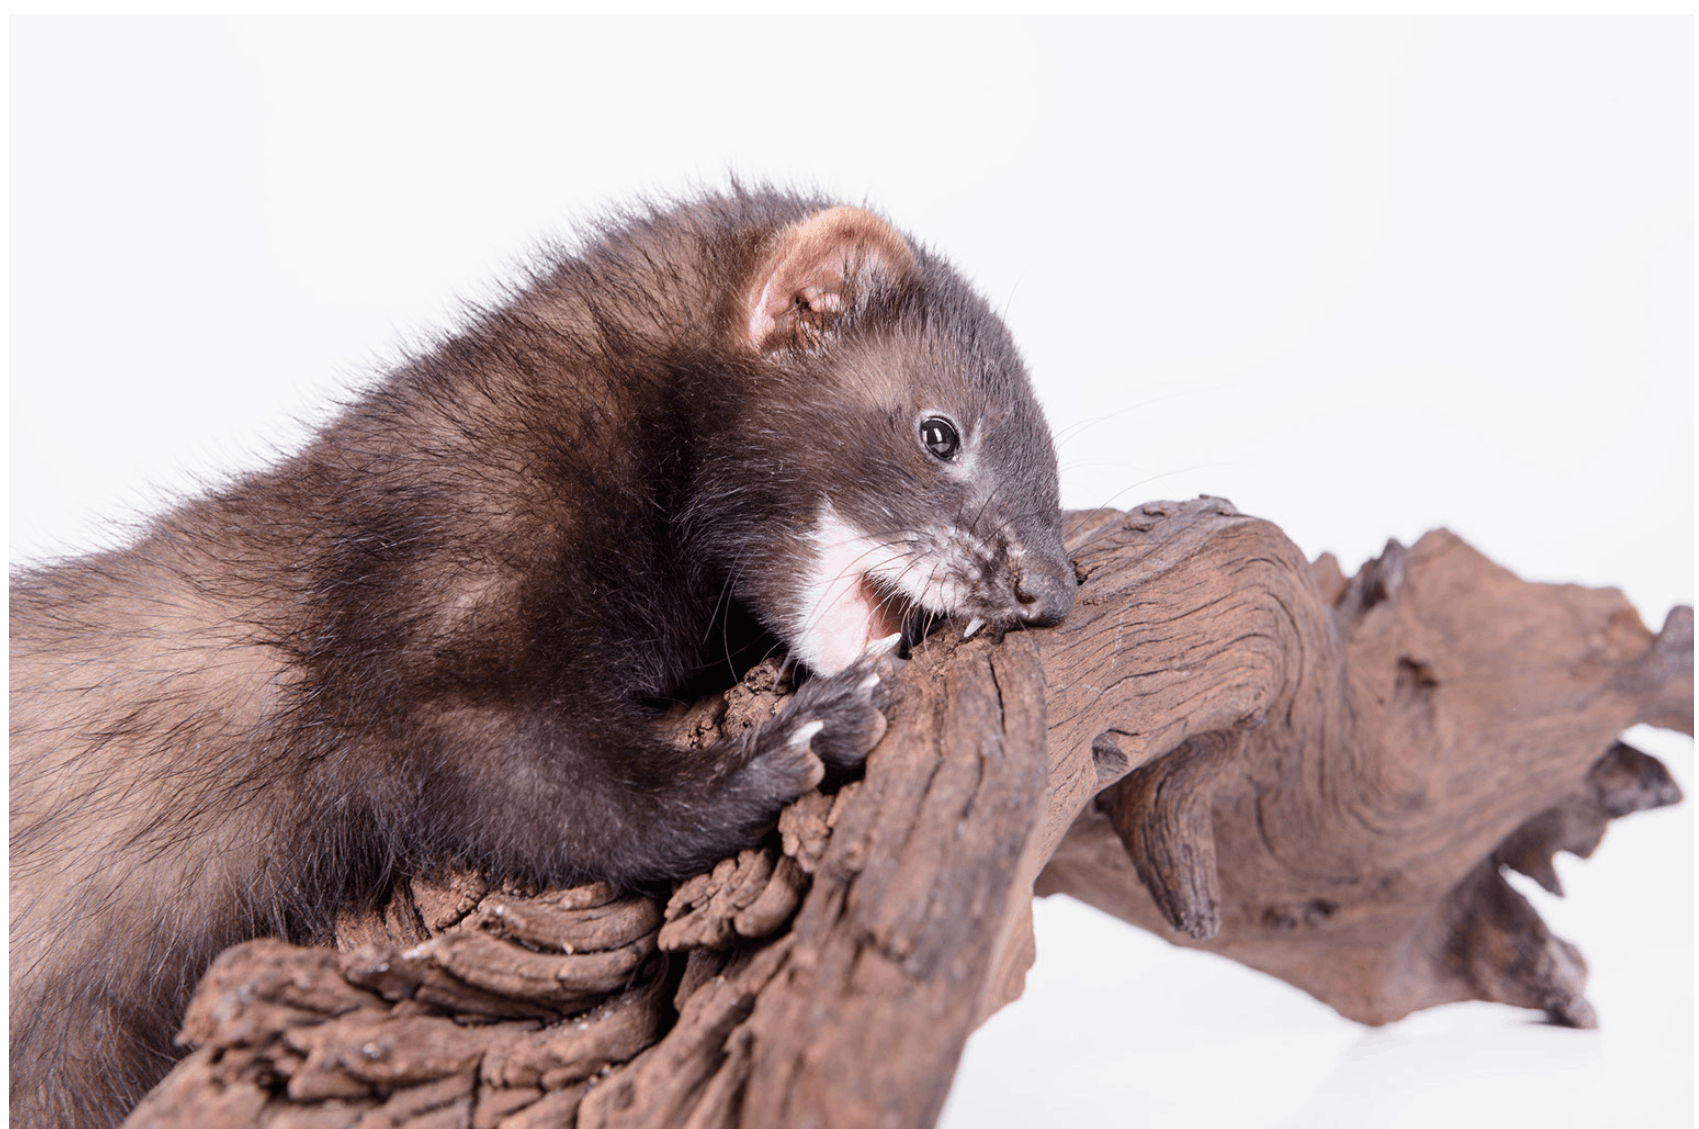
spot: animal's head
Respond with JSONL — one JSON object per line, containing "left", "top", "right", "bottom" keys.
{"left": 699, "top": 204, "right": 1074, "bottom": 675}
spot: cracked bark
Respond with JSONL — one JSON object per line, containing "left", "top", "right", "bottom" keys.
{"left": 127, "top": 499, "right": 1691, "bottom": 1128}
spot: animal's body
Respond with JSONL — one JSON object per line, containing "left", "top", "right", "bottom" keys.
{"left": 9, "top": 189, "right": 1074, "bottom": 1127}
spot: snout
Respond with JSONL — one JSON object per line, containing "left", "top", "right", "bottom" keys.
{"left": 1013, "top": 553, "right": 1077, "bottom": 627}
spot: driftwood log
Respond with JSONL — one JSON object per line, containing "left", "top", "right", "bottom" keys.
{"left": 126, "top": 498, "right": 1692, "bottom": 1129}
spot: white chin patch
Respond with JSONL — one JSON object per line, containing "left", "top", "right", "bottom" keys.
{"left": 790, "top": 504, "right": 912, "bottom": 676}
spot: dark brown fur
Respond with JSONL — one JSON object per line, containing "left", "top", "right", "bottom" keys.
{"left": 9, "top": 188, "right": 1073, "bottom": 1127}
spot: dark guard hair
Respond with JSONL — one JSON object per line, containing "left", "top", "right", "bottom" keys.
{"left": 9, "top": 187, "right": 1074, "bottom": 1128}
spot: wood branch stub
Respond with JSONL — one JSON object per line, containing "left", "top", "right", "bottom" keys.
{"left": 1492, "top": 740, "right": 1683, "bottom": 897}
{"left": 1097, "top": 729, "right": 1244, "bottom": 939}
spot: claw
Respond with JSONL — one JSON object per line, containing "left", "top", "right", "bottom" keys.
{"left": 962, "top": 617, "right": 986, "bottom": 640}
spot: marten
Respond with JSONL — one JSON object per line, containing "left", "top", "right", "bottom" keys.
{"left": 9, "top": 187, "right": 1076, "bottom": 1128}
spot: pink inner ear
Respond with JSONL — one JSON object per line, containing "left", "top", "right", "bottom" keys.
{"left": 748, "top": 249, "right": 849, "bottom": 344}
{"left": 745, "top": 208, "right": 917, "bottom": 348}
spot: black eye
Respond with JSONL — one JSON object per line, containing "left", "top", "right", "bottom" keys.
{"left": 919, "top": 416, "right": 960, "bottom": 461}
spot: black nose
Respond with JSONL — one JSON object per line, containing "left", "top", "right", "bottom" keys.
{"left": 1014, "top": 555, "right": 1076, "bottom": 627}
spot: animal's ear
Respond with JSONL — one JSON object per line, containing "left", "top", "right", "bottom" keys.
{"left": 745, "top": 207, "right": 918, "bottom": 349}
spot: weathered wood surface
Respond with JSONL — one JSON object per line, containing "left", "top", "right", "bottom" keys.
{"left": 126, "top": 499, "right": 1692, "bottom": 1128}
{"left": 1035, "top": 503, "right": 1690, "bottom": 1027}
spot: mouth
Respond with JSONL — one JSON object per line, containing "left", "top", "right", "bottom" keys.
{"left": 858, "top": 575, "right": 943, "bottom": 658}
{"left": 856, "top": 574, "right": 910, "bottom": 641}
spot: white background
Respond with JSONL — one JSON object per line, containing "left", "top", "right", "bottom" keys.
{"left": 9, "top": 16, "right": 1692, "bottom": 1128}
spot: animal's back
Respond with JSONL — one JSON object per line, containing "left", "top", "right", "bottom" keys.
{"left": 11, "top": 542, "right": 303, "bottom": 1125}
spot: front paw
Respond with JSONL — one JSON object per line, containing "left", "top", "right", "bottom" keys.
{"left": 738, "top": 641, "right": 896, "bottom": 803}
{"left": 780, "top": 639, "right": 897, "bottom": 773}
